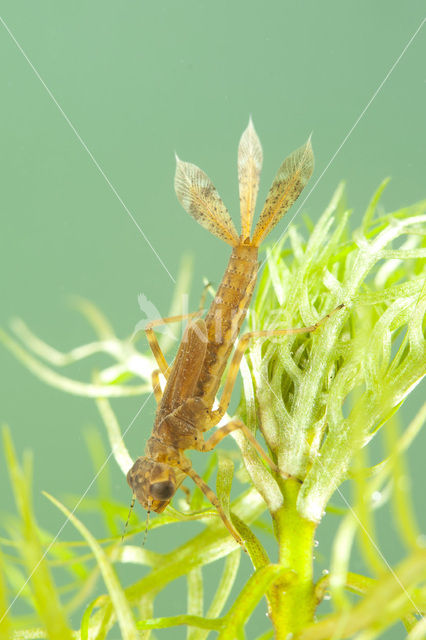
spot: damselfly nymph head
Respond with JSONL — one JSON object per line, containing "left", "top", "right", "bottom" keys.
{"left": 126, "top": 457, "right": 177, "bottom": 513}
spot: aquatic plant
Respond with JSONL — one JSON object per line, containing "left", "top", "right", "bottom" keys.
{"left": 1, "top": 182, "right": 425, "bottom": 639}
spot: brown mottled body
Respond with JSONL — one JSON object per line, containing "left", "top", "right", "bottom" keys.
{"left": 139, "top": 245, "right": 258, "bottom": 494}
{"left": 196, "top": 243, "right": 259, "bottom": 405}
{"left": 127, "top": 120, "right": 317, "bottom": 546}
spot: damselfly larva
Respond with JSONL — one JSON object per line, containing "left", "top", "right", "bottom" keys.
{"left": 127, "top": 120, "right": 341, "bottom": 547}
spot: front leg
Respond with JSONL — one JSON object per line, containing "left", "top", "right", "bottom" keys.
{"left": 183, "top": 465, "right": 245, "bottom": 549}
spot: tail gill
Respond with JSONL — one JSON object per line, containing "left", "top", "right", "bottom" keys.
{"left": 174, "top": 119, "right": 314, "bottom": 248}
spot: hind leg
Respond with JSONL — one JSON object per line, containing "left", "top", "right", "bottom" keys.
{"left": 151, "top": 369, "right": 163, "bottom": 403}
{"left": 210, "top": 304, "right": 344, "bottom": 424}
{"left": 145, "top": 311, "right": 202, "bottom": 378}
{"left": 200, "top": 418, "right": 281, "bottom": 476}
{"left": 144, "top": 283, "right": 212, "bottom": 379}
{"left": 198, "top": 280, "right": 215, "bottom": 312}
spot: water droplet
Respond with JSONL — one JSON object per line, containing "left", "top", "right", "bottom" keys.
{"left": 323, "top": 593, "right": 331, "bottom": 601}
{"left": 322, "top": 569, "right": 329, "bottom": 576}
{"left": 285, "top": 634, "right": 294, "bottom": 640}
{"left": 371, "top": 491, "right": 382, "bottom": 503}
{"left": 314, "top": 540, "right": 319, "bottom": 547}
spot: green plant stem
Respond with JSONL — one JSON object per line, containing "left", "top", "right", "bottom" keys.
{"left": 270, "top": 478, "right": 316, "bottom": 638}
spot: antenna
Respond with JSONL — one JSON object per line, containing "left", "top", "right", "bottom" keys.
{"left": 142, "top": 499, "right": 152, "bottom": 548}
{"left": 121, "top": 494, "right": 136, "bottom": 542}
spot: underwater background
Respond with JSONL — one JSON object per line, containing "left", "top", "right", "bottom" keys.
{"left": 1, "top": 1, "right": 425, "bottom": 638}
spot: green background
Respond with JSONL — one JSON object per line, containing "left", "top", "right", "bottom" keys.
{"left": 1, "top": 1, "right": 425, "bottom": 638}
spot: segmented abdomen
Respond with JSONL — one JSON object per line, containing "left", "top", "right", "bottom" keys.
{"left": 195, "top": 243, "right": 259, "bottom": 407}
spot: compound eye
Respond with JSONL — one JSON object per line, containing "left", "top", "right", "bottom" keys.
{"left": 149, "top": 481, "right": 175, "bottom": 501}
